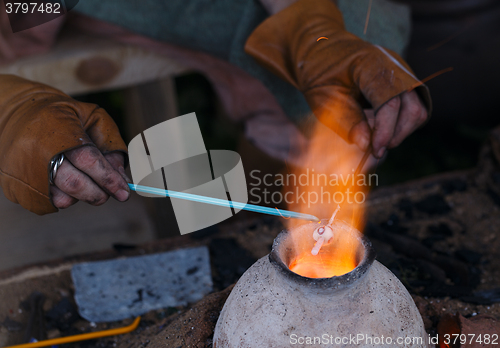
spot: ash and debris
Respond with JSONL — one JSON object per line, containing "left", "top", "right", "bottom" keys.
{"left": 1, "top": 130, "right": 500, "bottom": 347}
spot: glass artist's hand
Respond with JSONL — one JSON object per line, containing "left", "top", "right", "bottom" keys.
{"left": 351, "top": 91, "right": 429, "bottom": 158}
{"left": 246, "top": 0, "right": 431, "bottom": 158}
{"left": 0, "top": 74, "right": 129, "bottom": 214}
{"left": 50, "top": 147, "right": 130, "bottom": 209}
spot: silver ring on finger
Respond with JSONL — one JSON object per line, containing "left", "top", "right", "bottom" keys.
{"left": 49, "top": 153, "right": 65, "bottom": 185}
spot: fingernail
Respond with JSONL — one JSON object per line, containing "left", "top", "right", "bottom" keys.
{"left": 116, "top": 189, "right": 129, "bottom": 202}
{"left": 355, "top": 133, "right": 370, "bottom": 151}
{"left": 377, "top": 147, "right": 387, "bottom": 159}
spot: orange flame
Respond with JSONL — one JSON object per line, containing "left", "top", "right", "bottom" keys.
{"left": 283, "top": 109, "right": 373, "bottom": 278}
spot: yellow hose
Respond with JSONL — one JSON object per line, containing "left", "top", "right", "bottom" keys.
{"left": 3, "top": 317, "right": 141, "bottom": 348}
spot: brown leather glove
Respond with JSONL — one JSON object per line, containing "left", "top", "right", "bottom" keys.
{"left": 245, "top": 0, "right": 431, "bottom": 145}
{"left": 0, "top": 74, "right": 127, "bottom": 214}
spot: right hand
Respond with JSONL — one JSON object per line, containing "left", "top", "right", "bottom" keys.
{"left": 0, "top": 74, "right": 129, "bottom": 214}
{"left": 351, "top": 91, "right": 429, "bottom": 158}
{"left": 245, "top": 0, "right": 432, "bottom": 157}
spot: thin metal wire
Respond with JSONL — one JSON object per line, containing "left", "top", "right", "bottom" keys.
{"left": 354, "top": 145, "right": 373, "bottom": 176}
{"left": 363, "top": 0, "right": 373, "bottom": 34}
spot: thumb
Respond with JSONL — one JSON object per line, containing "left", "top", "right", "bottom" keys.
{"left": 349, "top": 121, "right": 371, "bottom": 152}
{"left": 81, "top": 106, "right": 128, "bottom": 164}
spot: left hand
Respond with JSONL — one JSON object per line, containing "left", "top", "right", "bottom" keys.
{"left": 0, "top": 75, "right": 129, "bottom": 215}
{"left": 50, "top": 148, "right": 130, "bottom": 209}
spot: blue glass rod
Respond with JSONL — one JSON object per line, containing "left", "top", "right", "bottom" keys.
{"left": 128, "top": 183, "right": 319, "bottom": 222}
